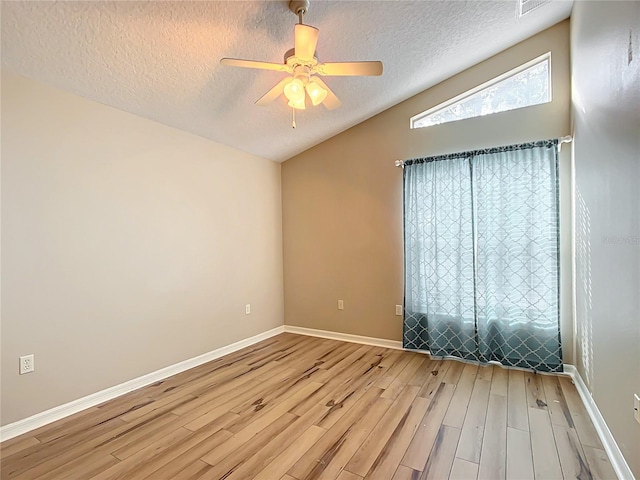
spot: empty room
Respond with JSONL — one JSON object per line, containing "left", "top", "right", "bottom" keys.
{"left": 1, "top": 0, "right": 638, "bottom": 479}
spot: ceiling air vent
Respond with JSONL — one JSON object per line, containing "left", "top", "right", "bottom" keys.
{"left": 518, "top": 0, "right": 550, "bottom": 17}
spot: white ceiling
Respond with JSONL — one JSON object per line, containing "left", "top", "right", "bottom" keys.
{"left": 1, "top": 1, "right": 572, "bottom": 162}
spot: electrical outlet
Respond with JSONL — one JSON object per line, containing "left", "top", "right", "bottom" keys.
{"left": 337, "top": 300, "right": 344, "bottom": 310}
{"left": 634, "top": 394, "right": 639, "bottom": 424}
{"left": 395, "top": 305, "right": 403, "bottom": 316}
{"left": 19, "top": 354, "right": 34, "bottom": 375}
{"left": 245, "top": 304, "right": 251, "bottom": 315}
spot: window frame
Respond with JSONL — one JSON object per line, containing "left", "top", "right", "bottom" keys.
{"left": 410, "top": 52, "right": 552, "bottom": 129}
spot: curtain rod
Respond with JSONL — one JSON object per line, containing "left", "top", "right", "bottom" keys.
{"left": 395, "top": 136, "right": 573, "bottom": 168}
{"left": 557, "top": 135, "right": 573, "bottom": 152}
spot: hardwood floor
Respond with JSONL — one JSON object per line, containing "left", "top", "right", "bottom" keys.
{"left": 0, "top": 334, "right": 617, "bottom": 480}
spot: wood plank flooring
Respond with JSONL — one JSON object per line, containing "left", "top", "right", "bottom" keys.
{"left": 0, "top": 334, "right": 617, "bottom": 480}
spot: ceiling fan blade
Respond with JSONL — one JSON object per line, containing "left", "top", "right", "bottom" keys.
{"left": 317, "top": 61, "right": 383, "bottom": 76}
{"left": 255, "top": 77, "right": 291, "bottom": 106}
{"left": 294, "top": 24, "right": 319, "bottom": 61}
{"left": 312, "top": 77, "right": 341, "bottom": 110}
{"left": 220, "top": 58, "right": 288, "bottom": 72}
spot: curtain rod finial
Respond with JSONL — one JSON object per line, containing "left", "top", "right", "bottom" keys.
{"left": 558, "top": 135, "right": 573, "bottom": 152}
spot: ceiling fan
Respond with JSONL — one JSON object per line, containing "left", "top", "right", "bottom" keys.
{"left": 220, "top": 0, "right": 383, "bottom": 123}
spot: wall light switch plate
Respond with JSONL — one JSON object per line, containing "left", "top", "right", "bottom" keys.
{"left": 337, "top": 300, "right": 344, "bottom": 310}
{"left": 634, "top": 394, "right": 639, "bottom": 424}
{"left": 19, "top": 354, "right": 34, "bottom": 375}
{"left": 395, "top": 305, "right": 403, "bottom": 316}
{"left": 245, "top": 304, "right": 251, "bottom": 315}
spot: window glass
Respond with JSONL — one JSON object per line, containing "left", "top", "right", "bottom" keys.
{"left": 411, "top": 55, "right": 551, "bottom": 129}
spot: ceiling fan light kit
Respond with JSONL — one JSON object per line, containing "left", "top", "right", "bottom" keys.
{"left": 284, "top": 77, "right": 306, "bottom": 109}
{"left": 306, "top": 81, "right": 327, "bottom": 106}
{"left": 220, "top": 0, "right": 383, "bottom": 128}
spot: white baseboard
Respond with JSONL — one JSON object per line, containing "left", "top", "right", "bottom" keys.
{"left": 283, "top": 325, "right": 403, "bottom": 350}
{"left": 561, "top": 365, "right": 634, "bottom": 480}
{"left": 0, "top": 325, "right": 285, "bottom": 442}
{"left": 2, "top": 324, "right": 633, "bottom": 480}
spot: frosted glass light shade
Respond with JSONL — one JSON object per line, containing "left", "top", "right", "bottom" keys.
{"left": 288, "top": 97, "right": 306, "bottom": 110}
{"left": 284, "top": 78, "right": 305, "bottom": 103}
{"left": 306, "top": 81, "right": 327, "bottom": 106}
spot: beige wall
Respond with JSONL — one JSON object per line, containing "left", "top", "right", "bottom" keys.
{"left": 282, "top": 21, "right": 573, "bottom": 361}
{"left": 571, "top": 1, "right": 640, "bottom": 476}
{"left": 1, "top": 71, "right": 284, "bottom": 425}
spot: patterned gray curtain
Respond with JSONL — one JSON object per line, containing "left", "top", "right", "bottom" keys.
{"left": 403, "top": 140, "right": 562, "bottom": 372}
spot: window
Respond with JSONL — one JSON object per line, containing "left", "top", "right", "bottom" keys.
{"left": 410, "top": 53, "right": 551, "bottom": 129}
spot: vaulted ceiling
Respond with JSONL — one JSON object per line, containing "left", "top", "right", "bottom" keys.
{"left": 1, "top": 1, "right": 572, "bottom": 161}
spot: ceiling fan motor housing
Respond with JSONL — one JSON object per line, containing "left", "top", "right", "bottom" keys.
{"left": 292, "top": 64, "right": 312, "bottom": 83}
{"left": 283, "top": 48, "right": 319, "bottom": 69}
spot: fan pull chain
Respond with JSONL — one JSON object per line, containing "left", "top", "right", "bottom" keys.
{"left": 292, "top": 108, "right": 296, "bottom": 129}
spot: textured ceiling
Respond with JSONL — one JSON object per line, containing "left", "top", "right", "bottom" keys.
{"left": 1, "top": 1, "right": 572, "bottom": 162}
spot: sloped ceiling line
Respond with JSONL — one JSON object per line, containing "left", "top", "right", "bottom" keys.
{"left": 1, "top": 0, "right": 572, "bottom": 162}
